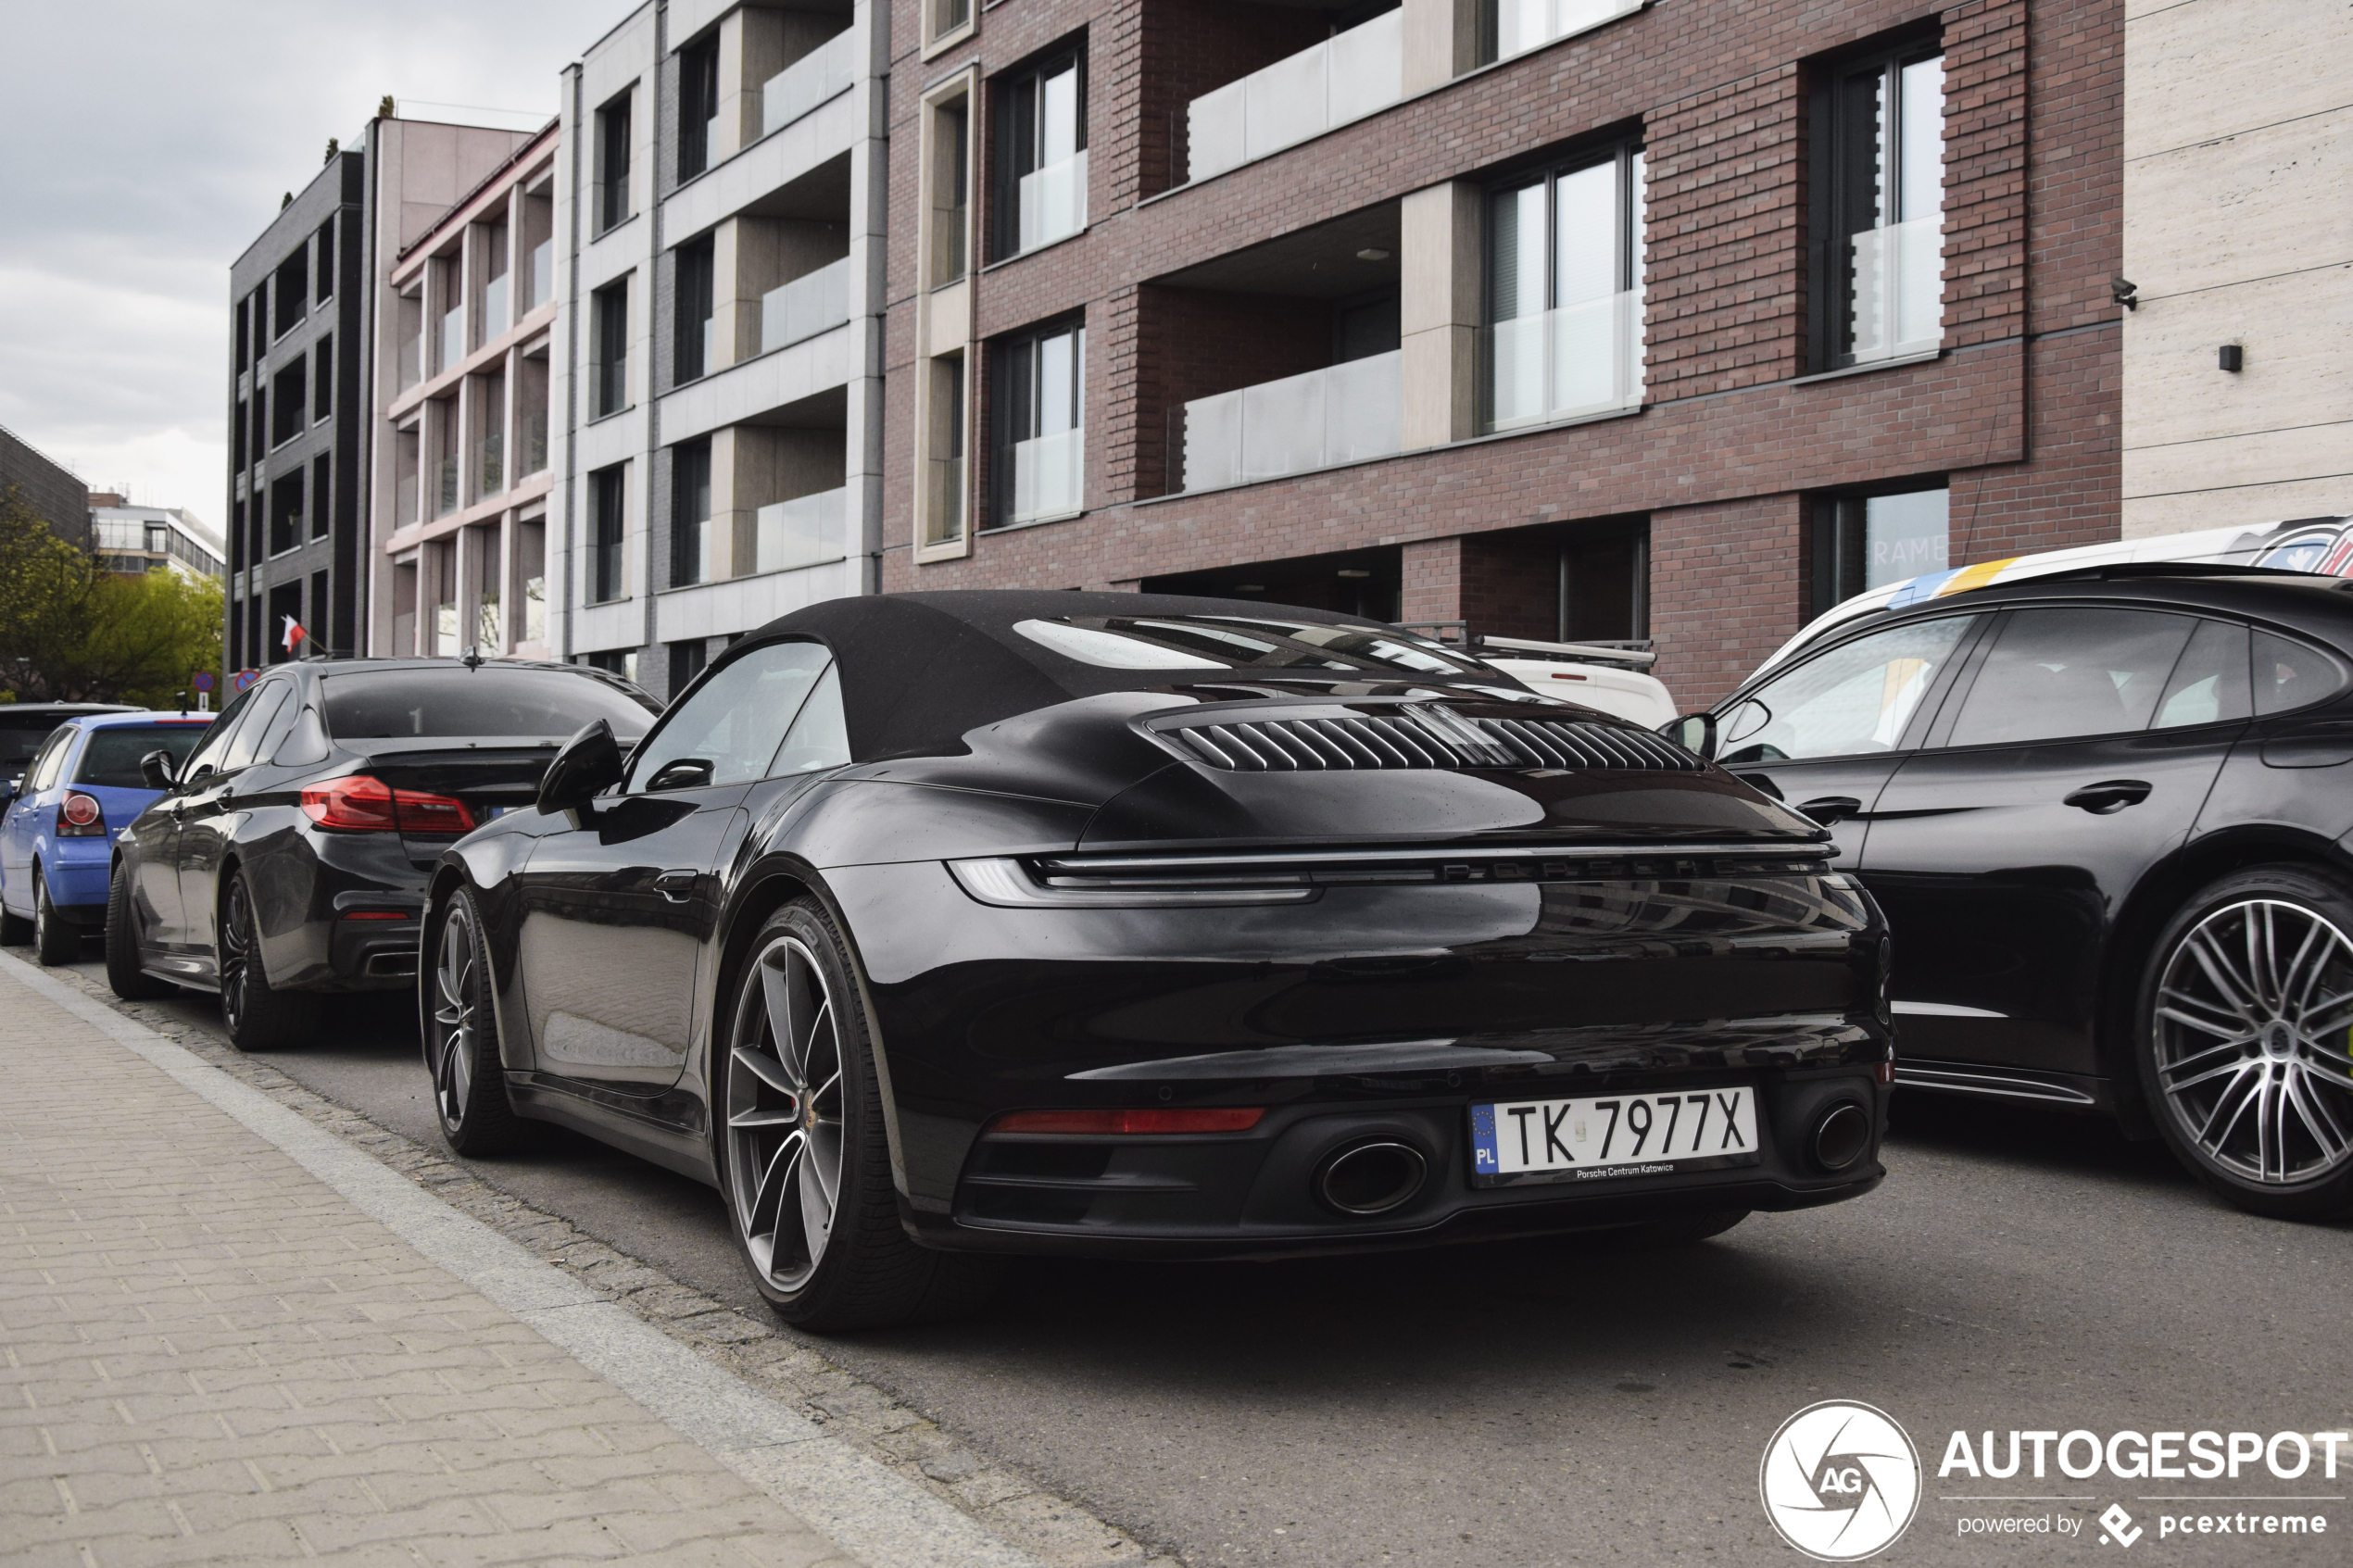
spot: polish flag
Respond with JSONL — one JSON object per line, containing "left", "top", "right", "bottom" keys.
{"left": 282, "top": 615, "right": 308, "bottom": 654}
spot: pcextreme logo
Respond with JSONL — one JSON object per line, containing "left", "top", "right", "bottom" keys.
{"left": 1760, "top": 1400, "right": 1924, "bottom": 1562}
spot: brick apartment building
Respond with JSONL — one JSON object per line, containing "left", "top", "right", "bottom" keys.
{"left": 882, "top": 0, "right": 2122, "bottom": 704}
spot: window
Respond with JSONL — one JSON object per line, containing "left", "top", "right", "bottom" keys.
{"left": 1718, "top": 615, "right": 1977, "bottom": 764}
{"left": 924, "top": 352, "right": 969, "bottom": 549}
{"left": 2255, "top": 631, "right": 2348, "bottom": 716}
{"left": 180, "top": 688, "right": 258, "bottom": 782}
{"left": 321, "top": 669, "right": 658, "bottom": 741}
{"left": 312, "top": 335, "right": 333, "bottom": 420}
{"left": 436, "top": 255, "right": 464, "bottom": 373}
{"left": 223, "top": 683, "right": 292, "bottom": 771}
{"left": 476, "top": 370, "right": 506, "bottom": 498}
{"left": 1812, "top": 486, "right": 1949, "bottom": 611}
{"left": 590, "top": 465, "right": 627, "bottom": 602}
{"left": 519, "top": 519, "right": 547, "bottom": 644}
{"left": 995, "top": 51, "right": 1087, "bottom": 258}
{"left": 396, "top": 288, "right": 423, "bottom": 391}
{"left": 479, "top": 220, "right": 510, "bottom": 343}
{"left": 1813, "top": 40, "right": 1945, "bottom": 370}
{"left": 313, "top": 217, "right": 336, "bottom": 303}
{"left": 671, "top": 438, "right": 711, "bottom": 586}
{"left": 519, "top": 353, "right": 550, "bottom": 475}
{"left": 273, "top": 251, "right": 307, "bottom": 336}
{"left": 310, "top": 455, "right": 332, "bottom": 540}
{"left": 596, "top": 91, "right": 634, "bottom": 232}
{"left": 2155, "top": 621, "right": 2254, "bottom": 730}
{"left": 1486, "top": 0, "right": 1642, "bottom": 64}
{"left": 673, "top": 237, "right": 714, "bottom": 383}
{"left": 76, "top": 725, "right": 210, "bottom": 789}
{"left": 927, "top": 94, "right": 971, "bottom": 286}
{"left": 927, "top": 0, "right": 972, "bottom": 45}
{"left": 627, "top": 640, "right": 834, "bottom": 792}
{"left": 271, "top": 361, "right": 306, "bottom": 445}
{"left": 668, "top": 638, "right": 709, "bottom": 696}
{"left": 1487, "top": 142, "right": 1645, "bottom": 430}
{"left": 235, "top": 299, "right": 250, "bottom": 372}
{"left": 433, "top": 398, "right": 459, "bottom": 517}
{"left": 991, "top": 319, "right": 1084, "bottom": 527}
{"left": 267, "top": 581, "right": 304, "bottom": 663}
{"left": 592, "top": 281, "right": 630, "bottom": 417}
{"left": 771, "top": 663, "right": 849, "bottom": 774}
{"left": 310, "top": 569, "right": 331, "bottom": 648}
{"left": 269, "top": 473, "right": 304, "bottom": 556}
{"left": 233, "top": 402, "right": 247, "bottom": 470}
{"left": 679, "top": 35, "right": 720, "bottom": 180}
{"left": 27, "top": 730, "right": 72, "bottom": 793}
{"left": 1556, "top": 522, "right": 1649, "bottom": 643}
{"left": 1944, "top": 609, "right": 2202, "bottom": 748}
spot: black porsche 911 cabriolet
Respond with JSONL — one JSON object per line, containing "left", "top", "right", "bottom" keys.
{"left": 422, "top": 592, "right": 1894, "bottom": 1329}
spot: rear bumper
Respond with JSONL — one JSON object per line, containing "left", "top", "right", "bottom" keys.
{"left": 41, "top": 839, "right": 111, "bottom": 922}
{"left": 908, "top": 1072, "right": 1888, "bottom": 1259}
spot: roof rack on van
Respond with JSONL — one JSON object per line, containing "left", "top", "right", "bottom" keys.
{"left": 1478, "top": 635, "right": 1658, "bottom": 669}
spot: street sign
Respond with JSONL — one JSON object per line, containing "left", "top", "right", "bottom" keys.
{"left": 191, "top": 671, "right": 216, "bottom": 693}
{"left": 233, "top": 669, "right": 261, "bottom": 692}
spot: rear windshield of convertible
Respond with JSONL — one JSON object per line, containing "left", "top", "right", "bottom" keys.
{"left": 76, "top": 724, "right": 212, "bottom": 787}
{"left": 1013, "top": 615, "right": 1489, "bottom": 676}
{"left": 321, "top": 670, "right": 659, "bottom": 741}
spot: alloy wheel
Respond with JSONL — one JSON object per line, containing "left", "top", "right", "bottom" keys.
{"left": 220, "top": 878, "right": 254, "bottom": 1031}
{"left": 430, "top": 907, "right": 478, "bottom": 1126}
{"left": 2152, "top": 897, "right": 2353, "bottom": 1186}
{"left": 725, "top": 935, "right": 845, "bottom": 1292}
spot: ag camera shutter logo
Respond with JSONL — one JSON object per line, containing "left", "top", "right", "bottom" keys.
{"left": 1760, "top": 1400, "right": 1923, "bottom": 1561}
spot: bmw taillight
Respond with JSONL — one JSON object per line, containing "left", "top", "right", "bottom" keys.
{"left": 299, "top": 774, "right": 475, "bottom": 834}
{"left": 56, "top": 790, "right": 106, "bottom": 838}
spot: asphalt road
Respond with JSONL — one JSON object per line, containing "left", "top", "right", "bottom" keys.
{"left": 57, "top": 945, "right": 2353, "bottom": 1566}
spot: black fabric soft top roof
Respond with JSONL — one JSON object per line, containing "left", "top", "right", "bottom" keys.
{"left": 738, "top": 590, "right": 1443, "bottom": 762}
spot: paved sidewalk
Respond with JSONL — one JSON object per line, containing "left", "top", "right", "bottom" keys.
{"left": 0, "top": 962, "right": 857, "bottom": 1567}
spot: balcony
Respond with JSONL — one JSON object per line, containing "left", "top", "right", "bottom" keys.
{"left": 1010, "top": 428, "right": 1083, "bottom": 522}
{"left": 760, "top": 257, "right": 851, "bottom": 355}
{"left": 1493, "top": 0, "right": 1643, "bottom": 63}
{"left": 1174, "top": 351, "right": 1401, "bottom": 493}
{"left": 1845, "top": 215, "right": 1944, "bottom": 366}
{"left": 477, "top": 433, "right": 504, "bottom": 498}
{"left": 1486, "top": 289, "right": 1644, "bottom": 431}
{"left": 482, "top": 274, "right": 510, "bottom": 344}
{"left": 436, "top": 457, "right": 458, "bottom": 517}
{"left": 755, "top": 486, "right": 849, "bottom": 574}
{"left": 764, "top": 31, "right": 855, "bottom": 140}
{"left": 1018, "top": 151, "right": 1087, "bottom": 254}
{"left": 1186, "top": 10, "right": 1401, "bottom": 184}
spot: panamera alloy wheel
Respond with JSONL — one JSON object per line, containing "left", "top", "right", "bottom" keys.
{"left": 427, "top": 891, "right": 520, "bottom": 1156}
{"left": 719, "top": 900, "right": 1001, "bottom": 1329}
{"left": 2144, "top": 868, "right": 2353, "bottom": 1220}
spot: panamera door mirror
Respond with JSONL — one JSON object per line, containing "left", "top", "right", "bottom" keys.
{"left": 538, "top": 719, "right": 627, "bottom": 816}
{"left": 1662, "top": 711, "right": 1718, "bottom": 760}
{"left": 139, "top": 749, "right": 178, "bottom": 791}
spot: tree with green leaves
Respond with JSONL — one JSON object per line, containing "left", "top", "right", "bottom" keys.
{"left": 0, "top": 488, "right": 223, "bottom": 707}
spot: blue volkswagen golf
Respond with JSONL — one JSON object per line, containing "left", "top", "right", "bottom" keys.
{"left": 1, "top": 710, "right": 214, "bottom": 964}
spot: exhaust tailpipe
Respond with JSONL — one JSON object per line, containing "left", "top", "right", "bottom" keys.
{"left": 1315, "top": 1140, "right": 1428, "bottom": 1216}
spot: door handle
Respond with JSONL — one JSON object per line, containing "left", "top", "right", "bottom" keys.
{"left": 1795, "top": 796, "right": 1864, "bottom": 827}
{"left": 2063, "top": 779, "right": 2151, "bottom": 814}
{"left": 652, "top": 869, "right": 699, "bottom": 902}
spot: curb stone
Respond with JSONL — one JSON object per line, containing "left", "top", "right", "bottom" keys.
{"left": 34, "top": 959, "right": 1180, "bottom": 1568}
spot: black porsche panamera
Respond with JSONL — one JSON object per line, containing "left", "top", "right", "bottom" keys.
{"left": 421, "top": 592, "right": 1894, "bottom": 1329}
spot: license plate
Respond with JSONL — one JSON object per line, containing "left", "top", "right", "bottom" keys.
{"left": 1469, "top": 1086, "right": 1762, "bottom": 1187}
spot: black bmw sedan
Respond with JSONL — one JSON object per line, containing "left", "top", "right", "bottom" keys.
{"left": 422, "top": 592, "right": 1892, "bottom": 1330}
{"left": 106, "top": 659, "right": 659, "bottom": 1047}
{"left": 1704, "top": 566, "right": 2353, "bottom": 1221}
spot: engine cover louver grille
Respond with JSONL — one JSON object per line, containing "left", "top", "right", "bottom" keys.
{"left": 1162, "top": 713, "right": 1704, "bottom": 773}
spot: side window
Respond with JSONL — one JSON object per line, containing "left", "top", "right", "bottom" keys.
{"left": 1945, "top": 609, "right": 2197, "bottom": 748}
{"left": 1718, "top": 616, "right": 1977, "bottom": 764}
{"left": 2155, "top": 621, "right": 2253, "bottom": 730}
{"left": 248, "top": 688, "right": 307, "bottom": 767}
{"left": 2254, "top": 631, "right": 2349, "bottom": 716}
{"left": 221, "top": 684, "right": 293, "bottom": 771}
{"left": 27, "top": 731, "right": 73, "bottom": 792}
{"left": 768, "top": 664, "right": 849, "bottom": 776}
{"left": 626, "top": 641, "right": 834, "bottom": 792}
{"left": 180, "top": 690, "right": 257, "bottom": 781}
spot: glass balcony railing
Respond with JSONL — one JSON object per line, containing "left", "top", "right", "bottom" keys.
{"left": 481, "top": 274, "right": 510, "bottom": 344}
{"left": 760, "top": 257, "right": 851, "bottom": 355}
{"left": 1486, "top": 289, "right": 1644, "bottom": 431}
{"left": 755, "top": 486, "right": 849, "bottom": 574}
{"left": 1011, "top": 427, "right": 1083, "bottom": 522}
{"left": 435, "top": 457, "right": 458, "bottom": 517}
{"left": 1017, "top": 149, "right": 1088, "bottom": 254}
{"left": 1186, "top": 10, "right": 1400, "bottom": 183}
{"left": 1174, "top": 351, "right": 1401, "bottom": 494}
{"left": 478, "top": 433, "right": 504, "bottom": 498}
{"left": 763, "top": 31, "right": 855, "bottom": 139}
{"left": 1845, "top": 214, "right": 1944, "bottom": 366}
{"left": 1493, "top": 0, "right": 1642, "bottom": 63}
{"left": 440, "top": 307, "right": 463, "bottom": 374}
{"left": 529, "top": 240, "right": 553, "bottom": 312}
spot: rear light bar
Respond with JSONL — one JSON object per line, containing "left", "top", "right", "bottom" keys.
{"left": 300, "top": 774, "right": 475, "bottom": 834}
{"left": 56, "top": 790, "right": 105, "bottom": 838}
{"left": 986, "top": 1108, "right": 1265, "bottom": 1135}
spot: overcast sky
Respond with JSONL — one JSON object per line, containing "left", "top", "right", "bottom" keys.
{"left": 0, "top": 0, "right": 639, "bottom": 529}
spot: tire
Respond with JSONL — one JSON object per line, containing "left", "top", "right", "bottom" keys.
{"left": 32, "top": 869, "right": 80, "bottom": 966}
{"left": 218, "top": 871, "right": 318, "bottom": 1050}
{"left": 105, "top": 859, "right": 174, "bottom": 1000}
{"left": 717, "top": 898, "right": 1002, "bottom": 1331}
{"left": 424, "top": 890, "right": 523, "bottom": 1157}
{"left": 1585, "top": 1209, "right": 1752, "bottom": 1252}
{"left": 2136, "top": 864, "right": 2353, "bottom": 1221}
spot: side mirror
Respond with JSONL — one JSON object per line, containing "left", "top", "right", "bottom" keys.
{"left": 1, "top": 775, "right": 18, "bottom": 805}
{"left": 537, "top": 719, "right": 627, "bottom": 816}
{"left": 1662, "top": 711, "right": 1718, "bottom": 760}
{"left": 140, "top": 749, "right": 179, "bottom": 791}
